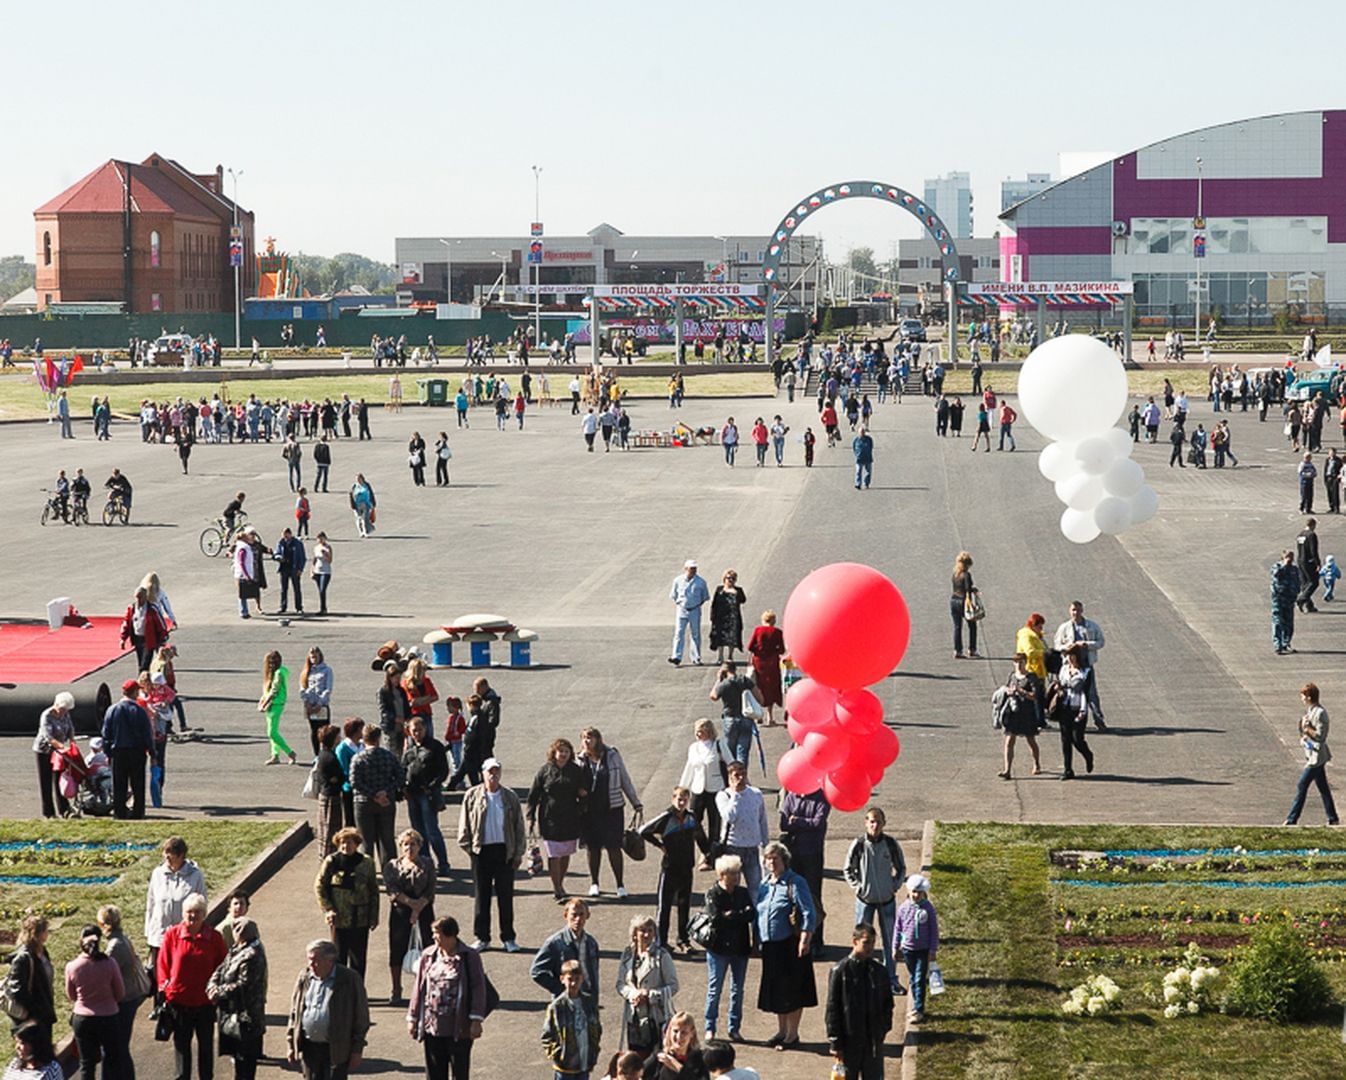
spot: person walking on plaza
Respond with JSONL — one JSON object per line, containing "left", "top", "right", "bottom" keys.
{"left": 852, "top": 424, "right": 874, "bottom": 490}
{"left": 716, "top": 762, "right": 768, "bottom": 900}
{"left": 5, "top": 915, "right": 57, "bottom": 1046}
{"left": 1169, "top": 421, "right": 1187, "bottom": 468}
{"left": 844, "top": 806, "right": 907, "bottom": 995}
{"left": 258, "top": 651, "right": 298, "bottom": 767}
{"left": 669, "top": 559, "right": 710, "bottom": 666}
{"left": 1271, "top": 549, "right": 1302, "bottom": 654}
{"left": 1052, "top": 645, "right": 1096, "bottom": 779}
{"left": 640, "top": 785, "right": 709, "bottom": 952}
{"left": 709, "top": 571, "right": 746, "bottom": 664}
{"left": 679, "top": 720, "right": 729, "bottom": 865}
{"left": 1285, "top": 682, "right": 1340, "bottom": 826}
{"left": 950, "top": 551, "right": 980, "bottom": 660}
{"left": 204, "top": 916, "right": 267, "bottom": 1080}
{"left": 532, "top": 899, "right": 602, "bottom": 1013}
{"left": 700, "top": 854, "right": 754, "bottom": 1043}
{"left": 299, "top": 647, "right": 334, "bottom": 756}
{"left": 895, "top": 875, "right": 939, "bottom": 1026}
{"left": 283, "top": 434, "right": 303, "bottom": 492}
{"left": 350, "top": 473, "right": 376, "bottom": 538}
{"left": 313, "top": 434, "right": 332, "bottom": 492}
{"left": 1296, "top": 518, "right": 1322, "bottom": 613}
{"left": 33, "top": 690, "right": 75, "bottom": 818}
{"left": 275, "top": 528, "right": 306, "bottom": 615}
{"left": 384, "top": 829, "right": 437, "bottom": 1005}
{"left": 351, "top": 726, "right": 404, "bottom": 869}
{"left": 756, "top": 841, "right": 817, "bottom": 1051}
{"left": 314, "top": 725, "right": 346, "bottom": 859}
{"left": 145, "top": 836, "right": 207, "bottom": 977}
{"left": 1053, "top": 601, "right": 1106, "bottom": 729}
{"left": 710, "top": 661, "right": 757, "bottom": 768}
{"left": 528, "top": 738, "right": 591, "bottom": 904}
{"left": 406, "top": 915, "right": 488, "bottom": 1080}
{"left": 315, "top": 827, "right": 380, "bottom": 977}
{"left": 997, "top": 400, "right": 1017, "bottom": 451}
{"left": 458, "top": 757, "right": 526, "bottom": 952}
{"left": 65, "top": 921, "right": 127, "bottom": 1080}
{"left": 825, "top": 924, "right": 894, "bottom": 1080}
{"left": 542, "top": 960, "right": 602, "bottom": 1080}
{"left": 98, "top": 905, "right": 150, "bottom": 1080}
{"left": 103, "top": 679, "right": 153, "bottom": 819}
{"left": 402, "top": 717, "right": 451, "bottom": 874}
{"left": 1300, "top": 452, "right": 1317, "bottom": 513}
{"left": 311, "top": 532, "right": 333, "bottom": 615}
{"left": 286, "top": 939, "right": 370, "bottom": 1080}
{"left": 157, "top": 893, "right": 228, "bottom": 1080}
{"left": 577, "top": 728, "right": 642, "bottom": 899}
{"left": 747, "top": 612, "right": 786, "bottom": 727}
{"left": 615, "top": 915, "right": 679, "bottom": 1059}
{"left": 233, "top": 527, "right": 258, "bottom": 620}
{"left": 780, "top": 788, "right": 830, "bottom": 952}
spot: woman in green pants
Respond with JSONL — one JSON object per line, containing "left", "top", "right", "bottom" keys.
{"left": 258, "top": 650, "right": 298, "bottom": 766}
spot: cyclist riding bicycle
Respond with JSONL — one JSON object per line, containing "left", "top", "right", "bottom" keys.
{"left": 104, "top": 468, "right": 133, "bottom": 511}
{"left": 223, "top": 491, "right": 246, "bottom": 533}
{"left": 52, "top": 469, "right": 70, "bottom": 522}
{"left": 71, "top": 469, "right": 91, "bottom": 515}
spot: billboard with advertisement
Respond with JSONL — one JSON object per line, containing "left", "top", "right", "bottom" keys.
{"left": 570, "top": 316, "right": 784, "bottom": 346}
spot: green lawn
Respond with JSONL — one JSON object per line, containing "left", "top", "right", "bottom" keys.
{"left": 920, "top": 822, "right": 1346, "bottom": 1080}
{"left": 0, "top": 818, "right": 290, "bottom": 1026}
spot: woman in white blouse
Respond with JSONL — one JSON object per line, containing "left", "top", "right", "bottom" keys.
{"left": 678, "top": 719, "right": 731, "bottom": 866}
{"left": 615, "top": 915, "right": 678, "bottom": 1057}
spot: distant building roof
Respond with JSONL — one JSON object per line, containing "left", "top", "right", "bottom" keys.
{"left": 35, "top": 157, "right": 226, "bottom": 220}
{"left": 1, "top": 285, "right": 37, "bottom": 311}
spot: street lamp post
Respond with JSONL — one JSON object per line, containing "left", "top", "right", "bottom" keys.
{"left": 437, "top": 238, "right": 458, "bottom": 305}
{"left": 531, "top": 165, "right": 543, "bottom": 349}
{"left": 1194, "top": 156, "right": 1204, "bottom": 345}
{"left": 227, "top": 167, "right": 243, "bottom": 349}
{"left": 490, "top": 251, "right": 508, "bottom": 303}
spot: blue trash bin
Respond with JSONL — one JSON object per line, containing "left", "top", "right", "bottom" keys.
{"left": 510, "top": 640, "right": 531, "bottom": 667}
{"left": 432, "top": 640, "right": 453, "bottom": 667}
{"left": 469, "top": 640, "right": 491, "bottom": 667}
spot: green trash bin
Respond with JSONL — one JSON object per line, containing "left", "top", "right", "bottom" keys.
{"left": 417, "top": 378, "right": 450, "bottom": 406}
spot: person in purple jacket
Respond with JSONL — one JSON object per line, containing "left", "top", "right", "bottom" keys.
{"left": 895, "top": 874, "right": 939, "bottom": 1025}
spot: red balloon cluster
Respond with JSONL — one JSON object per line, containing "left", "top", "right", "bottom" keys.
{"left": 776, "top": 563, "right": 910, "bottom": 812}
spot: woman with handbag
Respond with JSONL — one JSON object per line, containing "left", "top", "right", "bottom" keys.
{"left": 298, "top": 647, "right": 334, "bottom": 757}
{"left": 204, "top": 917, "right": 266, "bottom": 1080}
{"left": 708, "top": 571, "right": 746, "bottom": 664}
{"left": 950, "top": 551, "right": 981, "bottom": 659}
{"left": 616, "top": 916, "right": 678, "bottom": 1058}
{"left": 406, "top": 915, "right": 487, "bottom": 1080}
{"left": 678, "top": 721, "right": 730, "bottom": 868}
{"left": 433, "top": 432, "right": 452, "bottom": 487}
{"left": 98, "top": 905, "right": 151, "bottom": 1080}
{"left": 755, "top": 841, "right": 817, "bottom": 1051}
{"left": 5, "top": 916, "right": 56, "bottom": 1044}
{"left": 408, "top": 432, "right": 428, "bottom": 486}
{"left": 699, "top": 854, "right": 754, "bottom": 1041}
{"left": 314, "top": 724, "right": 347, "bottom": 858}
{"left": 526, "top": 739, "right": 590, "bottom": 904}
{"left": 998, "top": 653, "right": 1044, "bottom": 780}
{"left": 578, "top": 728, "right": 643, "bottom": 900}
{"left": 386, "top": 829, "right": 437, "bottom": 1006}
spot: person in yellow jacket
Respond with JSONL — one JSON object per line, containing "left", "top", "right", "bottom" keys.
{"left": 1014, "top": 613, "right": 1048, "bottom": 680}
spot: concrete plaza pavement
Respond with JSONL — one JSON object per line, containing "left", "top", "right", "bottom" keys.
{"left": 0, "top": 382, "right": 1336, "bottom": 1077}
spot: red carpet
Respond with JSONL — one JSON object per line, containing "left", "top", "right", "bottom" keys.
{"left": 0, "top": 618, "right": 132, "bottom": 684}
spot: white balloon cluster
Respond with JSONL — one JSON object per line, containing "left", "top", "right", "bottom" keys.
{"left": 1018, "top": 336, "right": 1159, "bottom": 544}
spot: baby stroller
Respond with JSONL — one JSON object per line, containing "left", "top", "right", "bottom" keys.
{"left": 57, "top": 739, "right": 113, "bottom": 817}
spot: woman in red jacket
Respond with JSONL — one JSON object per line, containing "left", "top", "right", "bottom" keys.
{"left": 120, "top": 586, "right": 168, "bottom": 671}
{"left": 748, "top": 610, "right": 786, "bottom": 726}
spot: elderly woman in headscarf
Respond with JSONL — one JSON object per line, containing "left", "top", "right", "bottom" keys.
{"left": 206, "top": 916, "right": 267, "bottom": 1080}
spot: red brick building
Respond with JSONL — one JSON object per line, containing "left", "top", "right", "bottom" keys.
{"left": 34, "top": 153, "right": 254, "bottom": 314}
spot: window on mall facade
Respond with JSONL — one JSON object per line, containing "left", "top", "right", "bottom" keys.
{"left": 1133, "top": 270, "right": 1324, "bottom": 322}
{"left": 1130, "top": 217, "right": 1327, "bottom": 256}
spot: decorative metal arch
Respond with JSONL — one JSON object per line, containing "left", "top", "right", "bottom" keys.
{"left": 761, "top": 181, "right": 962, "bottom": 290}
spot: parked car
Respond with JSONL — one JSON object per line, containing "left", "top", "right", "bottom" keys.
{"left": 900, "top": 317, "right": 927, "bottom": 343}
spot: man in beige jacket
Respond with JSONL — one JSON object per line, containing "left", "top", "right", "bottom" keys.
{"left": 458, "top": 757, "right": 526, "bottom": 953}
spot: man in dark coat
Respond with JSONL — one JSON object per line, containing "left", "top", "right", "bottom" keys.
{"left": 826, "top": 924, "right": 894, "bottom": 1080}
{"left": 102, "top": 679, "right": 154, "bottom": 818}
{"left": 1272, "top": 550, "right": 1303, "bottom": 655}
{"left": 1296, "top": 518, "right": 1322, "bottom": 613}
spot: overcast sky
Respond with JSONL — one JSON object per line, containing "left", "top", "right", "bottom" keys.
{"left": 5, "top": 1, "right": 1340, "bottom": 267}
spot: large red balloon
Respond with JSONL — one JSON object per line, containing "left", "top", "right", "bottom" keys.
{"left": 784, "top": 678, "right": 839, "bottom": 730}
{"left": 835, "top": 688, "right": 884, "bottom": 734}
{"left": 855, "top": 725, "right": 900, "bottom": 772}
{"left": 829, "top": 758, "right": 880, "bottom": 798}
{"left": 777, "top": 747, "right": 825, "bottom": 795}
{"left": 823, "top": 771, "right": 872, "bottom": 813}
{"left": 783, "top": 564, "right": 910, "bottom": 690}
{"left": 786, "top": 716, "right": 811, "bottom": 745}
{"left": 800, "top": 730, "right": 851, "bottom": 773}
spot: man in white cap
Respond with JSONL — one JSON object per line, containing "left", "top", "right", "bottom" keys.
{"left": 669, "top": 559, "right": 710, "bottom": 666}
{"left": 457, "top": 757, "right": 525, "bottom": 952}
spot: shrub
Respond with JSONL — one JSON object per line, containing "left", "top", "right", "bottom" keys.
{"left": 1160, "top": 941, "right": 1222, "bottom": 1019}
{"left": 1061, "top": 974, "right": 1121, "bottom": 1016}
{"left": 1223, "top": 922, "right": 1334, "bottom": 1023}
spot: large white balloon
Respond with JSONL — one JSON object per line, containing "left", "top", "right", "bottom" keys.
{"left": 1061, "top": 507, "right": 1101, "bottom": 544}
{"left": 1102, "top": 457, "right": 1145, "bottom": 497}
{"left": 1056, "top": 471, "right": 1105, "bottom": 511}
{"left": 1129, "top": 484, "right": 1159, "bottom": 524}
{"left": 1038, "top": 441, "right": 1077, "bottom": 482}
{"left": 1074, "top": 436, "right": 1118, "bottom": 475}
{"left": 1017, "top": 336, "right": 1129, "bottom": 442}
{"left": 1102, "top": 427, "right": 1134, "bottom": 459}
{"left": 1093, "top": 496, "right": 1133, "bottom": 535}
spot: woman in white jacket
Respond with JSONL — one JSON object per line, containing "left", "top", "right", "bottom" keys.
{"left": 615, "top": 915, "right": 678, "bottom": 1057}
{"left": 678, "top": 719, "right": 731, "bottom": 866}
{"left": 143, "top": 836, "right": 206, "bottom": 976}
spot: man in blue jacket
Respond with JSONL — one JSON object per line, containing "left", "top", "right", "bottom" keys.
{"left": 275, "top": 528, "right": 307, "bottom": 614}
{"left": 853, "top": 425, "right": 874, "bottom": 490}
{"left": 102, "top": 679, "right": 154, "bottom": 818}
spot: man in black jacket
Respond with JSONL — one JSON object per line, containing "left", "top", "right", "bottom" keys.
{"left": 275, "top": 528, "right": 306, "bottom": 614}
{"left": 826, "top": 924, "right": 894, "bottom": 1079}
{"left": 640, "top": 786, "right": 709, "bottom": 951}
{"left": 1297, "top": 518, "right": 1322, "bottom": 613}
{"left": 313, "top": 434, "right": 332, "bottom": 492}
{"left": 403, "top": 717, "right": 451, "bottom": 874}
{"left": 102, "top": 679, "right": 154, "bottom": 819}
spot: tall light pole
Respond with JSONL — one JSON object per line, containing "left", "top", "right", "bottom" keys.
{"left": 227, "top": 167, "right": 244, "bottom": 349}
{"left": 437, "top": 238, "right": 459, "bottom": 305}
{"left": 1193, "top": 156, "right": 1204, "bottom": 344}
{"left": 531, "top": 165, "right": 543, "bottom": 348}
{"left": 713, "top": 235, "right": 728, "bottom": 281}
{"left": 490, "top": 251, "right": 508, "bottom": 303}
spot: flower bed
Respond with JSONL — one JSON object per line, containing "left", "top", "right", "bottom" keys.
{"left": 919, "top": 823, "right": 1346, "bottom": 1080}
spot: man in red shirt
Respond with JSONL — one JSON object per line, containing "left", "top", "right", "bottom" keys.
{"left": 157, "top": 893, "right": 228, "bottom": 1080}
{"left": 998, "top": 402, "right": 1018, "bottom": 452}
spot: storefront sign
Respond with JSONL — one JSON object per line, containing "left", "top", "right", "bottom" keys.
{"left": 593, "top": 283, "right": 762, "bottom": 298}
{"left": 966, "top": 281, "right": 1133, "bottom": 295}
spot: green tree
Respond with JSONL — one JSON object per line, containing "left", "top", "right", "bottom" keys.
{"left": 291, "top": 252, "right": 398, "bottom": 296}
{"left": 846, "top": 246, "right": 878, "bottom": 278}
{"left": 0, "top": 255, "right": 35, "bottom": 304}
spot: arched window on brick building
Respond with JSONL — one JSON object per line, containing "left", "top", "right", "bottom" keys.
{"left": 150, "top": 231, "right": 160, "bottom": 268}
{"left": 43, "top": 232, "right": 51, "bottom": 266}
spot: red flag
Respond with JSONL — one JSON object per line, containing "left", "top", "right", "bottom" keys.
{"left": 71, "top": 354, "right": 84, "bottom": 374}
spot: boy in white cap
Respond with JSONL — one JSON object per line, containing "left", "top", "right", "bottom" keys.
{"left": 669, "top": 559, "right": 709, "bottom": 666}
{"left": 894, "top": 874, "right": 939, "bottom": 1024}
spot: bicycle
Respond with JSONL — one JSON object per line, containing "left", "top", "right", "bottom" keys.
{"left": 70, "top": 493, "right": 89, "bottom": 527}
{"left": 39, "top": 488, "right": 69, "bottom": 527}
{"left": 200, "top": 512, "right": 248, "bottom": 557}
{"left": 102, "top": 492, "right": 130, "bottom": 526}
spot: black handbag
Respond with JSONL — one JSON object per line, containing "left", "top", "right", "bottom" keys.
{"left": 621, "top": 810, "right": 646, "bottom": 862}
{"left": 687, "top": 910, "right": 715, "bottom": 950}
{"left": 153, "top": 997, "right": 175, "bottom": 1042}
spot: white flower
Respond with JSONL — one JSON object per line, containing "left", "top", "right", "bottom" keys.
{"left": 1187, "top": 999, "right": 1201, "bottom": 1014}
{"left": 1164, "top": 1003, "right": 1182, "bottom": 1019}
{"left": 1062, "top": 998, "right": 1082, "bottom": 1016}
{"left": 1163, "top": 984, "right": 1181, "bottom": 1003}
{"left": 1172, "top": 967, "right": 1190, "bottom": 984}
{"left": 1086, "top": 997, "right": 1106, "bottom": 1015}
